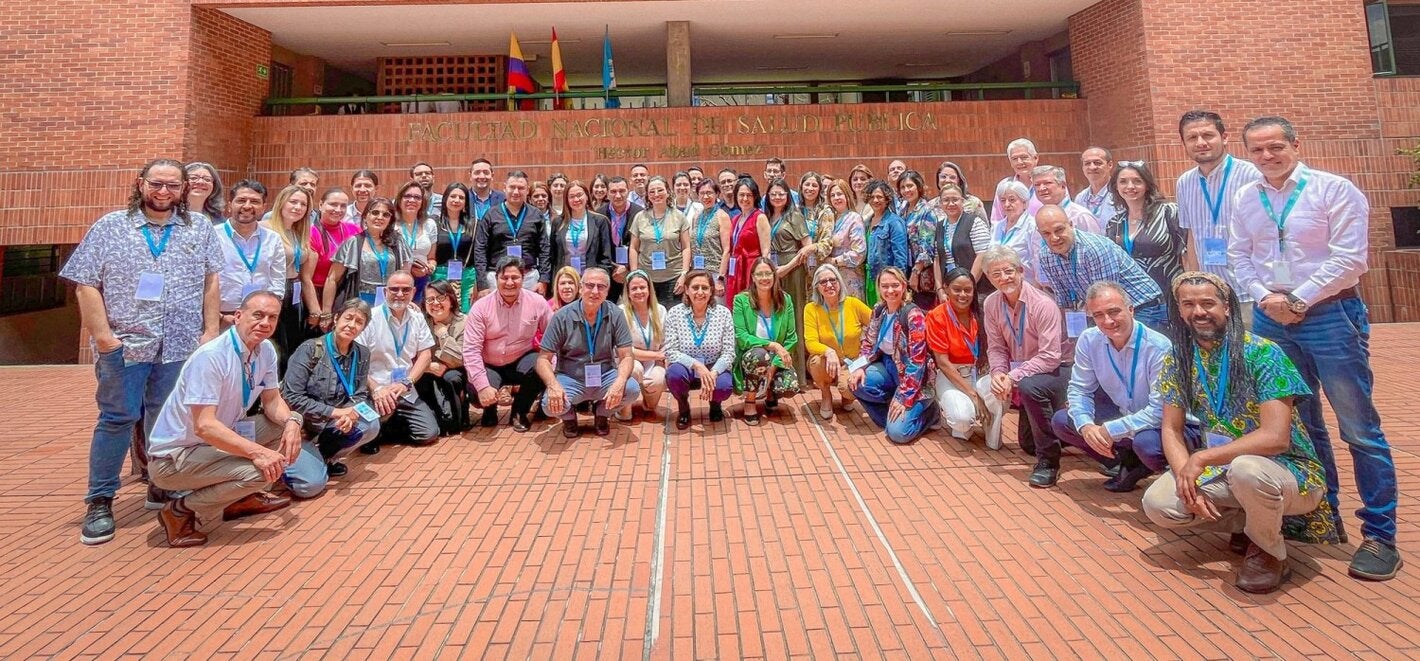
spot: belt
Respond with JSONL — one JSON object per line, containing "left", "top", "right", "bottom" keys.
{"left": 1313, "top": 286, "right": 1360, "bottom": 308}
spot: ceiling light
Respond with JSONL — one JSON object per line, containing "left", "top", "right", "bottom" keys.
{"left": 380, "top": 41, "right": 451, "bottom": 47}
{"left": 945, "top": 30, "right": 1010, "bottom": 37}
{"left": 772, "top": 33, "right": 838, "bottom": 40}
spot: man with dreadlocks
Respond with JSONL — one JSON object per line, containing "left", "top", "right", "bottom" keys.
{"left": 60, "top": 159, "right": 224, "bottom": 546}
{"left": 1143, "top": 271, "right": 1339, "bottom": 594}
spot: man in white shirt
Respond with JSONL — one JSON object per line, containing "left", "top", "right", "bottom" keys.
{"left": 357, "top": 270, "right": 439, "bottom": 451}
{"left": 217, "top": 181, "right": 287, "bottom": 327}
{"left": 147, "top": 292, "right": 318, "bottom": 547}
{"left": 1228, "top": 115, "right": 1401, "bottom": 581}
{"left": 990, "top": 138, "right": 1043, "bottom": 222}
{"left": 1031, "top": 165, "right": 1100, "bottom": 234}
{"left": 412, "top": 162, "right": 442, "bottom": 220}
{"left": 629, "top": 164, "right": 650, "bottom": 207}
{"left": 1075, "top": 147, "right": 1116, "bottom": 219}
{"left": 1176, "top": 110, "right": 1262, "bottom": 323}
{"left": 1050, "top": 281, "right": 1191, "bottom": 492}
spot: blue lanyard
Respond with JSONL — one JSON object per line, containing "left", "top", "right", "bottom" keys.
{"left": 730, "top": 211, "right": 754, "bottom": 251}
{"left": 399, "top": 221, "right": 418, "bottom": 249}
{"left": 1086, "top": 189, "right": 1108, "bottom": 217}
{"left": 568, "top": 216, "right": 587, "bottom": 249}
{"left": 1104, "top": 323, "right": 1144, "bottom": 396}
{"left": 689, "top": 313, "right": 709, "bottom": 347}
{"left": 503, "top": 202, "right": 526, "bottom": 236}
{"left": 648, "top": 210, "right": 666, "bottom": 243}
{"left": 580, "top": 301, "right": 603, "bottom": 355}
{"left": 223, "top": 223, "right": 261, "bottom": 274}
{"left": 288, "top": 231, "right": 303, "bottom": 273}
{"left": 387, "top": 308, "right": 411, "bottom": 359}
{"left": 828, "top": 304, "right": 846, "bottom": 348}
{"left": 946, "top": 304, "right": 979, "bottom": 362}
{"left": 1001, "top": 299, "right": 1026, "bottom": 352}
{"left": 833, "top": 210, "right": 846, "bottom": 236}
{"left": 611, "top": 208, "right": 628, "bottom": 242}
{"left": 878, "top": 312, "right": 898, "bottom": 347}
{"left": 141, "top": 222, "right": 175, "bottom": 260}
{"left": 370, "top": 236, "right": 391, "bottom": 280}
{"left": 696, "top": 208, "right": 716, "bottom": 245}
{"left": 677, "top": 201, "right": 693, "bottom": 216}
{"left": 1258, "top": 172, "right": 1310, "bottom": 247}
{"left": 473, "top": 196, "right": 492, "bottom": 221}
{"left": 758, "top": 310, "right": 775, "bottom": 339}
{"left": 1194, "top": 344, "right": 1230, "bottom": 419}
{"left": 633, "top": 310, "right": 653, "bottom": 347}
{"left": 997, "top": 220, "right": 1021, "bottom": 245}
{"left": 446, "top": 220, "right": 465, "bottom": 253}
{"left": 770, "top": 212, "right": 787, "bottom": 240}
{"left": 1199, "top": 155, "right": 1235, "bottom": 225}
{"left": 324, "top": 333, "right": 358, "bottom": 398}
{"left": 228, "top": 328, "right": 255, "bottom": 407}
{"left": 1121, "top": 216, "right": 1136, "bottom": 256}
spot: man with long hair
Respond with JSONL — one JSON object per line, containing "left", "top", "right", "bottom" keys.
{"left": 60, "top": 158, "right": 223, "bottom": 545}
{"left": 1143, "top": 271, "right": 1338, "bottom": 594}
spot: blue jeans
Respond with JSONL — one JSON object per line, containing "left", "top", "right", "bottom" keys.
{"left": 544, "top": 369, "right": 642, "bottom": 419}
{"left": 1253, "top": 297, "right": 1397, "bottom": 543}
{"left": 1133, "top": 300, "right": 1170, "bottom": 335}
{"left": 1048, "top": 393, "right": 1190, "bottom": 472}
{"left": 88, "top": 351, "right": 183, "bottom": 502}
{"left": 851, "top": 355, "right": 937, "bottom": 444}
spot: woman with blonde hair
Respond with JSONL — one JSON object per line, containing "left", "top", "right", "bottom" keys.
{"left": 620, "top": 270, "right": 668, "bottom": 420}
{"left": 264, "top": 184, "right": 319, "bottom": 372}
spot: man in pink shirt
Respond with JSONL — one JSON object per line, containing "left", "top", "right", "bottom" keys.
{"left": 980, "top": 245, "right": 1071, "bottom": 488}
{"left": 463, "top": 256, "right": 552, "bottom": 432}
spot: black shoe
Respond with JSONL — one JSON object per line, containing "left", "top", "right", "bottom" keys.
{"left": 594, "top": 415, "right": 611, "bottom": 436}
{"left": 562, "top": 420, "right": 581, "bottom": 438}
{"left": 80, "top": 497, "right": 115, "bottom": 545}
{"left": 326, "top": 461, "right": 348, "bottom": 477}
{"left": 676, "top": 400, "right": 692, "bottom": 430}
{"left": 480, "top": 406, "right": 499, "bottom": 428}
{"left": 1028, "top": 461, "right": 1059, "bottom": 488}
{"left": 512, "top": 413, "right": 531, "bottom": 432}
{"left": 1349, "top": 539, "right": 1403, "bottom": 581}
{"left": 1228, "top": 532, "right": 1250, "bottom": 555}
{"left": 360, "top": 443, "right": 381, "bottom": 455}
{"left": 765, "top": 397, "right": 779, "bottom": 411}
{"left": 1098, "top": 460, "right": 1121, "bottom": 478}
{"left": 1104, "top": 462, "right": 1153, "bottom": 493}
{"left": 708, "top": 402, "right": 725, "bottom": 422}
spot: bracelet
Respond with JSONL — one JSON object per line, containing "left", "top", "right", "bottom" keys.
{"left": 320, "top": 313, "right": 333, "bottom": 320}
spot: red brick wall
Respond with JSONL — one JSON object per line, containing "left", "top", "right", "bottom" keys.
{"left": 1068, "top": 0, "right": 1153, "bottom": 156}
{"left": 247, "top": 100, "right": 1092, "bottom": 205}
{"left": 187, "top": 7, "right": 272, "bottom": 181}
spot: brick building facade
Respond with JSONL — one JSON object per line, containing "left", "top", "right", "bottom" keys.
{"left": 1, "top": 0, "right": 1418, "bottom": 363}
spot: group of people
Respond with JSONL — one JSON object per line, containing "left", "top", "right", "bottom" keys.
{"left": 65, "top": 109, "right": 1400, "bottom": 594}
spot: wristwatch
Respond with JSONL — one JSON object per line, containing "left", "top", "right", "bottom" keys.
{"left": 286, "top": 412, "right": 304, "bottom": 426}
{"left": 1284, "top": 293, "right": 1309, "bottom": 315}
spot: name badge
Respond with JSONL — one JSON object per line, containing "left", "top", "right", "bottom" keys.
{"left": 806, "top": 254, "right": 817, "bottom": 268}
{"left": 1202, "top": 237, "right": 1228, "bottom": 267}
{"left": 584, "top": 364, "right": 604, "bottom": 388}
{"left": 235, "top": 419, "right": 257, "bottom": 441}
{"left": 615, "top": 246, "right": 629, "bottom": 264}
{"left": 136, "top": 272, "right": 164, "bottom": 302}
{"left": 651, "top": 251, "right": 667, "bottom": 270}
{"left": 847, "top": 356, "right": 869, "bottom": 372}
{"left": 241, "top": 281, "right": 260, "bottom": 297}
{"left": 693, "top": 255, "right": 706, "bottom": 269}
{"left": 354, "top": 402, "right": 379, "bottom": 422}
{"left": 447, "top": 259, "right": 464, "bottom": 280}
{"left": 374, "top": 286, "right": 386, "bottom": 306}
{"left": 291, "top": 281, "right": 302, "bottom": 301}
{"left": 507, "top": 245, "right": 523, "bottom": 259}
{"left": 1066, "top": 311, "right": 1088, "bottom": 338}
{"left": 571, "top": 256, "right": 584, "bottom": 271}
{"left": 1272, "top": 260, "right": 1294, "bottom": 287}
{"left": 727, "top": 257, "right": 738, "bottom": 274}
{"left": 391, "top": 366, "right": 408, "bottom": 383}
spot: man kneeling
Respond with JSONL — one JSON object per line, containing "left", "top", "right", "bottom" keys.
{"left": 147, "top": 292, "right": 317, "bottom": 547}
{"left": 1143, "top": 273, "right": 1340, "bottom": 593}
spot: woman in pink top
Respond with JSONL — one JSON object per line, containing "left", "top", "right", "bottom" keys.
{"left": 309, "top": 188, "right": 362, "bottom": 330}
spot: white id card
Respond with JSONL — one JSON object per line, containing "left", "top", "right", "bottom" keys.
{"left": 291, "top": 281, "right": 302, "bottom": 301}
{"left": 571, "top": 256, "right": 584, "bottom": 271}
{"left": 651, "top": 252, "right": 667, "bottom": 270}
{"left": 136, "top": 272, "right": 164, "bottom": 302}
{"left": 847, "top": 356, "right": 869, "bottom": 372}
{"left": 235, "top": 419, "right": 257, "bottom": 441}
{"left": 355, "top": 402, "right": 379, "bottom": 422}
{"left": 447, "top": 260, "right": 464, "bottom": 280}
{"left": 693, "top": 255, "right": 706, "bottom": 269}
{"left": 1202, "top": 238, "right": 1228, "bottom": 267}
{"left": 507, "top": 245, "right": 523, "bottom": 261}
{"left": 1066, "top": 311, "right": 1088, "bottom": 338}
{"left": 615, "top": 246, "right": 629, "bottom": 264}
{"left": 1272, "top": 260, "right": 1294, "bottom": 287}
{"left": 391, "top": 366, "right": 408, "bottom": 383}
{"left": 584, "top": 364, "right": 603, "bottom": 388}
{"left": 374, "top": 286, "right": 386, "bottom": 306}
{"left": 727, "top": 257, "right": 738, "bottom": 274}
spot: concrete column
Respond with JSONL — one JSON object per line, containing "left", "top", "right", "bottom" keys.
{"left": 666, "top": 21, "right": 692, "bottom": 107}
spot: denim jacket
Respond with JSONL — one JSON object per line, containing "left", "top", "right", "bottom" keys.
{"left": 867, "top": 211, "right": 909, "bottom": 284}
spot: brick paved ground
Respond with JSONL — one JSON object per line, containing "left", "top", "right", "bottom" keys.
{"left": 0, "top": 326, "right": 1416, "bottom": 659}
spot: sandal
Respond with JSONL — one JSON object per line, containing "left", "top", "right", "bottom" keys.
{"left": 743, "top": 404, "right": 761, "bottom": 426}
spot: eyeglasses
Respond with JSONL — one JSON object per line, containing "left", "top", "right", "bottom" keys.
{"left": 401, "top": 193, "right": 424, "bottom": 201}
{"left": 986, "top": 267, "right": 1019, "bottom": 279}
{"left": 817, "top": 277, "right": 839, "bottom": 285}
{"left": 386, "top": 286, "right": 414, "bottom": 294}
{"left": 426, "top": 294, "right": 450, "bottom": 305}
{"left": 581, "top": 282, "right": 609, "bottom": 291}
{"left": 186, "top": 175, "right": 214, "bottom": 184}
{"left": 145, "top": 180, "right": 184, "bottom": 192}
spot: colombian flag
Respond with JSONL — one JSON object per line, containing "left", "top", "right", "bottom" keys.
{"left": 507, "top": 32, "right": 534, "bottom": 110}
{"left": 551, "top": 27, "right": 569, "bottom": 110}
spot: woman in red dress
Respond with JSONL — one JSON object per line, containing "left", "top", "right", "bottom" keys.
{"left": 724, "top": 178, "right": 772, "bottom": 302}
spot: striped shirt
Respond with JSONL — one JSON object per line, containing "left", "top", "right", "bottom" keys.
{"left": 1037, "top": 231, "right": 1162, "bottom": 310}
{"left": 1176, "top": 154, "right": 1262, "bottom": 301}
{"left": 1073, "top": 185, "right": 1115, "bottom": 220}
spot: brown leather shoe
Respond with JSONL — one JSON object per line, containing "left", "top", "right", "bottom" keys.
{"left": 1236, "top": 541, "right": 1291, "bottom": 594}
{"left": 222, "top": 492, "right": 292, "bottom": 521}
{"left": 159, "top": 502, "right": 207, "bottom": 548}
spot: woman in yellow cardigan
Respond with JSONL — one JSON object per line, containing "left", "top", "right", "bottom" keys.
{"left": 803, "top": 263, "right": 873, "bottom": 420}
{"left": 733, "top": 257, "right": 800, "bottom": 425}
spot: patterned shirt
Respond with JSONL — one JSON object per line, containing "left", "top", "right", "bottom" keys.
{"left": 60, "top": 209, "right": 223, "bottom": 364}
{"left": 1037, "top": 230, "right": 1162, "bottom": 310}
{"left": 903, "top": 201, "right": 938, "bottom": 267}
{"left": 1158, "top": 333, "right": 1339, "bottom": 544}
{"left": 663, "top": 303, "right": 737, "bottom": 375}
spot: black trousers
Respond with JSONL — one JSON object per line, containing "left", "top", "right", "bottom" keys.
{"left": 416, "top": 367, "right": 469, "bottom": 434}
{"left": 483, "top": 351, "right": 545, "bottom": 418}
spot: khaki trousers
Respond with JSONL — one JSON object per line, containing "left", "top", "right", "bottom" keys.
{"left": 149, "top": 415, "right": 283, "bottom": 527}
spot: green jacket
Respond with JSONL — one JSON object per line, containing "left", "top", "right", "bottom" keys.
{"left": 731, "top": 291, "right": 798, "bottom": 391}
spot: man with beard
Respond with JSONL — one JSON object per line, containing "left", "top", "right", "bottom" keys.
{"left": 1144, "top": 271, "right": 1338, "bottom": 593}
{"left": 1175, "top": 110, "right": 1262, "bottom": 322}
{"left": 61, "top": 159, "right": 223, "bottom": 545}
{"left": 356, "top": 270, "right": 439, "bottom": 451}
{"left": 411, "top": 161, "right": 441, "bottom": 219}
{"left": 146, "top": 291, "right": 312, "bottom": 547}
{"left": 216, "top": 180, "right": 287, "bottom": 329}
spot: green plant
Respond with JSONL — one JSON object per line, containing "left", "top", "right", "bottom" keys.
{"left": 1400, "top": 141, "right": 1420, "bottom": 188}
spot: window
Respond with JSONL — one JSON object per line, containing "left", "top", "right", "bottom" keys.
{"left": 1369, "top": 1, "right": 1420, "bottom": 75}
{"left": 1, "top": 245, "right": 67, "bottom": 316}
